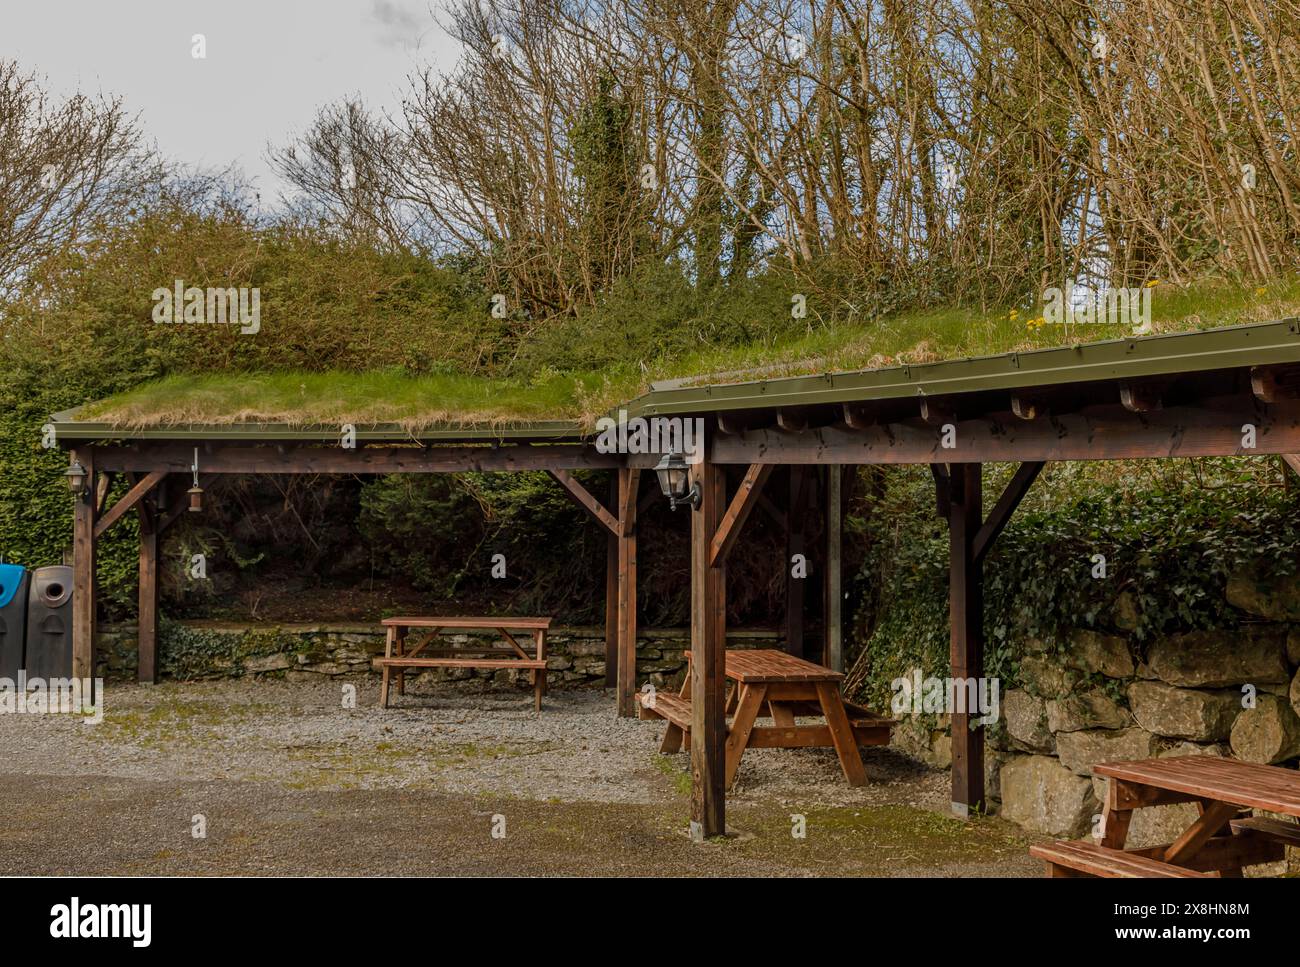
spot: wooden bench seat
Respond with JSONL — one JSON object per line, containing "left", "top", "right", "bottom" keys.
{"left": 637, "top": 691, "right": 692, "bottom": 729}
{"left": 1230, "top": 815, "right": 1300, "bottom": 846}
{"left": 378, "top": 617, "right": 551, "bottom": 712}
{"left": 636, "top": 688, "right": 893, "bottom": 748}
{"left": 374, "top": 657, "right": 546, "bottom": 670}
{"left": 1030, "top": 840, "right": 1212, "bottom": 878}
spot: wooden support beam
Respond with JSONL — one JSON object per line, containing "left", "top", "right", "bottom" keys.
{"left": 95, "top": 470, "right": 111, "bottom": 514}
{"left": 776, "top": 408, "right": 808, "bottom": 433}
{"left": 72, "top": 448, "right": 97, "bottom": 685}
{"left": 930, "top": 463, "right": 951, "bottom": 518}
{"left": 843, "top": 403, "right": 875, "bottom": 430}
{"left": 547, "top": 469, "right": 619, "bottom": 537}
{"left": 1251, "top": 365, "right": 1300, "bottom": 403}
{"left": 690, "top": 455, "right": 727, "bottom": 839}
{"left": 717, "top": 410, "right": 774, "bottom": 435}
{"left": 919, "top": 397, "right": 955, "bottom": 425}
{"left": 616, "top": 468, "right": 641, "bottom": 717}
{"left": 137, "top": 486, "right": 160, "bottom": 684}
{"left": 1282, "top": 453, "right": 1300, "bottom": 481}
{"left": 710, "top": 395, "right": 1300, "bottom": 464}
{"left": 605, "top": 474, "right": 619, "bottom": 690}
{"left": 94, "top": 443, "right": 620, "bottom": 475}
{"left": 785, "top": 466, "right": 809, "bottom": 659}
{"left": 949, "top": 463, "right": 984, "bottom": 817}
{"left": 1119, "top": 379, "right": 1162, "bottom": 412}
{"left": 1011, "top": 394, "right": 1046, "bottom": 421}
{"left": 825, "top": 466, "right": 844, "bottom": 673}
{"left": 972, "top": 461, "right": 1044, "bottom": 564}
{"left": 94, "top": 469, "right": 167, "bottom": 539}
{"left": 709, "top": 464, "right": 774, "bottom": 567}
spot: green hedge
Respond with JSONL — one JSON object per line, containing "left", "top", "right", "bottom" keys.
{"left": 850, "top": 461, "right": 1300, "bottom": 711}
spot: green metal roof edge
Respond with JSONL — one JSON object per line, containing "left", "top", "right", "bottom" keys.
{"left": 621, "top": 317, "right": 1300, "bottom": 418}
{"left": 48, "top": 408, "right": 586, "bottom": 444}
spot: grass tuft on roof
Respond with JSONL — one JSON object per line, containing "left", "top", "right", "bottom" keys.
{"left": 72, "top": 275, "right": 1300, "bottom": 431}
{"left": 77, "top": 370, "right": 606, "bottom": 431}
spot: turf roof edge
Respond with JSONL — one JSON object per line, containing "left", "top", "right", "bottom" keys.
{"left": 621, "top": 317, "right": 1300, "bottom": 418}
{"left": 49, "top": 318, "right": 1300, "bottom": 442}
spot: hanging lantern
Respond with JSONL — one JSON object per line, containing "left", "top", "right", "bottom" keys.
{"left": 187, "top": 447, "right": 203, "bottom": 512}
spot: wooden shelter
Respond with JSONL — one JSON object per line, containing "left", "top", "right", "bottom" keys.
{"left": 51, "top": 318, "right": 1300, "bottom": 838}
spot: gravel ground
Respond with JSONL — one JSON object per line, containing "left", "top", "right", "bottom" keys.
{"left": 0, "top": 677, "right": 1041, "bottom": 876}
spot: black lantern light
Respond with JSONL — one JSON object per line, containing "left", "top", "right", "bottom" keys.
{"left": 654, "top": 451, "right": 700, "bottom": 511}
{"left": 65, "top": 460, "right": 89, "bottom": 497}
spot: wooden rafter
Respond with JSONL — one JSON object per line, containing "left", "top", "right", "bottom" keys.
{"left": 709, "top": 464, "right": 774, "bottom": 567}
{"left": 1251, "top": 365, "right": 1300, "bottom": 403}
{"left": 972, "top": 462, "right": 1045, "bottom": 564}
{"left": 1119, "top": 379, "right": 1163, "bottom": 412}
{"left": 1011, "top": 394, "right": 1046, "bottom": 420}
{"left": 712, "top": 396, "right": 1300, "bottom": 464}
{"left": 547, "top": 469, "right": 618, "bottom": 536}
{"left": 95, "top": 443, "right": 620, "bottom": 474}
{"left": 94, "top": 470, "right": 167, "bottom": 539}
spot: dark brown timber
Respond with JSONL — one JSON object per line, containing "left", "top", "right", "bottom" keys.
{"left": 95, "top": 443, "right": 620, "bottom": 474}
{"left": 709, "top": 464, "right": 774, "bottom": 567}
{"left": 94, "top": 469, "right": 167, "bottom": 539}
{"left": 547, "top": 469, "right": 619, "bottom": 536}
{"left": 949, "top": 463, "right": 984, "bottom": 817}
{"left": 71, "top": 448, "right": 97, "bottom": 685}
{"left": 616, "top": 468, "right": 640, "bottom": 717}
{"left": 709, "top": 396, "right": 1300, "bottom": 464}
{"left": 137, "top": 485, "right": 160, "bottom": 684}
{"left": 604, "top": 474, "right": 619, "bottom": 689}
{"left": 972, "top": 462, "right": 1045, "bottom": 565}
{"left": 691, "top": 455, "right": 727, "bottom": 838}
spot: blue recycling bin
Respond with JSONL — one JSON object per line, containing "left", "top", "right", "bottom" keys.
{"left": 25, "top": 565, "right": 73, "bottom": 680}
{"left": 0, "top": 563, "right": 28, "bottom": 678}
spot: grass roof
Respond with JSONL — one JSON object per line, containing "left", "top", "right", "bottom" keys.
{"left": 67, "top": 275, "right": 1300, "bottom": 433}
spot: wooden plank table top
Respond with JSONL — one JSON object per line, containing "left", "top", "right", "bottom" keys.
{"left": 378, "top": 616, "right": 551, "bottom": 711}
{"left": 677, "top": 649, "right": 869, "bottom": 787}
{"left": 1095, "top": 755, "right": 1300, "bottom": 818}
{"left": 381, "top": 616, "right": 553, "bottom": 630}
{"left": 684, "top": 648, "right": 844, "bottom": 683}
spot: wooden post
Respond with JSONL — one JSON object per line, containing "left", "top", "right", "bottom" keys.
{"left": 71, "top": 447, "right": 97, "bottom": 685}
{"left": 784, "top": 465, "right": 808, "bottom": 658}
{"left": 691, "top": 454, "right": 727, "bottom": 838}
{"left": 616, "top": 467, "right": 640, "bottom": 717}
{"left": 137, "top": 482, "right": 160, "bottom": 684}
{"left": 605, "top": 473, "right": 619, "bottom": 689}
{"left": 949, "top": 462, "right": 984, "bottom": 817}
{"left": 825, "top": 466, "right": 844, "bottom": 673}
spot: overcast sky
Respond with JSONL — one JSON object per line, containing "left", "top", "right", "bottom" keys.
{"left": 1, "top": 1, "right": 462, "bottom": 200}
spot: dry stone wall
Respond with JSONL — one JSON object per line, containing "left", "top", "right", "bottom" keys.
{"left": 961, "top": 568, "right": 1300, "bottom": 855}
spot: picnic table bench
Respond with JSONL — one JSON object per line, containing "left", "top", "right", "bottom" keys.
{"left": 1030, "top": 755, "right": 1300, "bottom": 877}
{"left": 375, "top": 617, "right": 551, "bottom": 711}
{"left": 637, "top": 648, "right": 893, "bottom": 787}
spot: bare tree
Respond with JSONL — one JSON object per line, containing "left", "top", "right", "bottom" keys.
{"left": 0, "top": 60, "right": 155, "bottom": 295}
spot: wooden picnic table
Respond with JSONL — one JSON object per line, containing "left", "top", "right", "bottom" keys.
{"left": 637, "top": 648, "right": 893, "bottom": 788}
{"left": 1032, "top": 755, "right": 1300, "bottom": 877}
{"left": 375, "top": 616, "right": 551, "bottom": 712}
